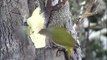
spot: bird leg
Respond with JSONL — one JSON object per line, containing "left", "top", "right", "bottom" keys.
{"left": 55, "top": 47, "right": 70, "bottom": 60}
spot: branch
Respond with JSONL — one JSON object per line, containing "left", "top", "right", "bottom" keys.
{"left": 75, "top": 0, "right": 97, "bottom": 25}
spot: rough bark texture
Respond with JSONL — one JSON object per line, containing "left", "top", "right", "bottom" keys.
{"left": 0, "top": 0, "right": 36, "bottom": 60}
{"left": 0, "top": 0, "right": 81, "bottom": 60}
{"left": 36, "top": 0, "right": 81, "bottom": 60}
{"left": 48, "top": 1, "right": 81, "bottom": 60}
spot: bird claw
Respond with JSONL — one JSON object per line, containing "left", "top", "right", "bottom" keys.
{"left": 54, "top": 47, "right": 70, "bottom": 60}
{"left": 56, "top": 49, "right": 62, "bottom": 56}
{"left": 55, "top": 47, "right": 66, "bottom": 57}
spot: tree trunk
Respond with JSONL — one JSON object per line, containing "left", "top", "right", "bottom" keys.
{"left": 0, "top": 0, "right": 36, "bottom": 60}
{"left": 0, "top": 0, "right": 81, "bottom": 60}
{"left": 36, "top": 0, "right": 81, "bottom": 60}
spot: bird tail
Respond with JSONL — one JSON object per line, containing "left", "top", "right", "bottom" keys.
{"left": 66, "top": 47, "right": 74, "bottom": 59}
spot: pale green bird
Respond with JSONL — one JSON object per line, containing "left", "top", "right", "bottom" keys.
{"left": 39, "top": 26, "right": 76, "bottom": 58}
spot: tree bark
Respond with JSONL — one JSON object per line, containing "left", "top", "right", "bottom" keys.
{"left": 0, "top": 0, "right": 36, "bottom": 60}
{"left": 0, "top": 0, "right": 81, "bottom": 60}
{"left": 36, "top": 0, "right": 81, "bottom": 60}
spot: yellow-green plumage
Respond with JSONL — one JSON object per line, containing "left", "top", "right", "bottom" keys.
{"left": 39, "top": 26, "right": 76, "bottom": 57}
{"left": 50, "top": 27, "right": 75, "bottom": 47}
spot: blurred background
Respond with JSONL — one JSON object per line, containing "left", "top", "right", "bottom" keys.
{"left": 69, "top": 0, "right": 107, "bottom": 60}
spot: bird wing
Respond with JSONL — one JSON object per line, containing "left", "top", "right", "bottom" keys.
{"left": 50, "top": 27, "right": 76, "bottom": 48}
